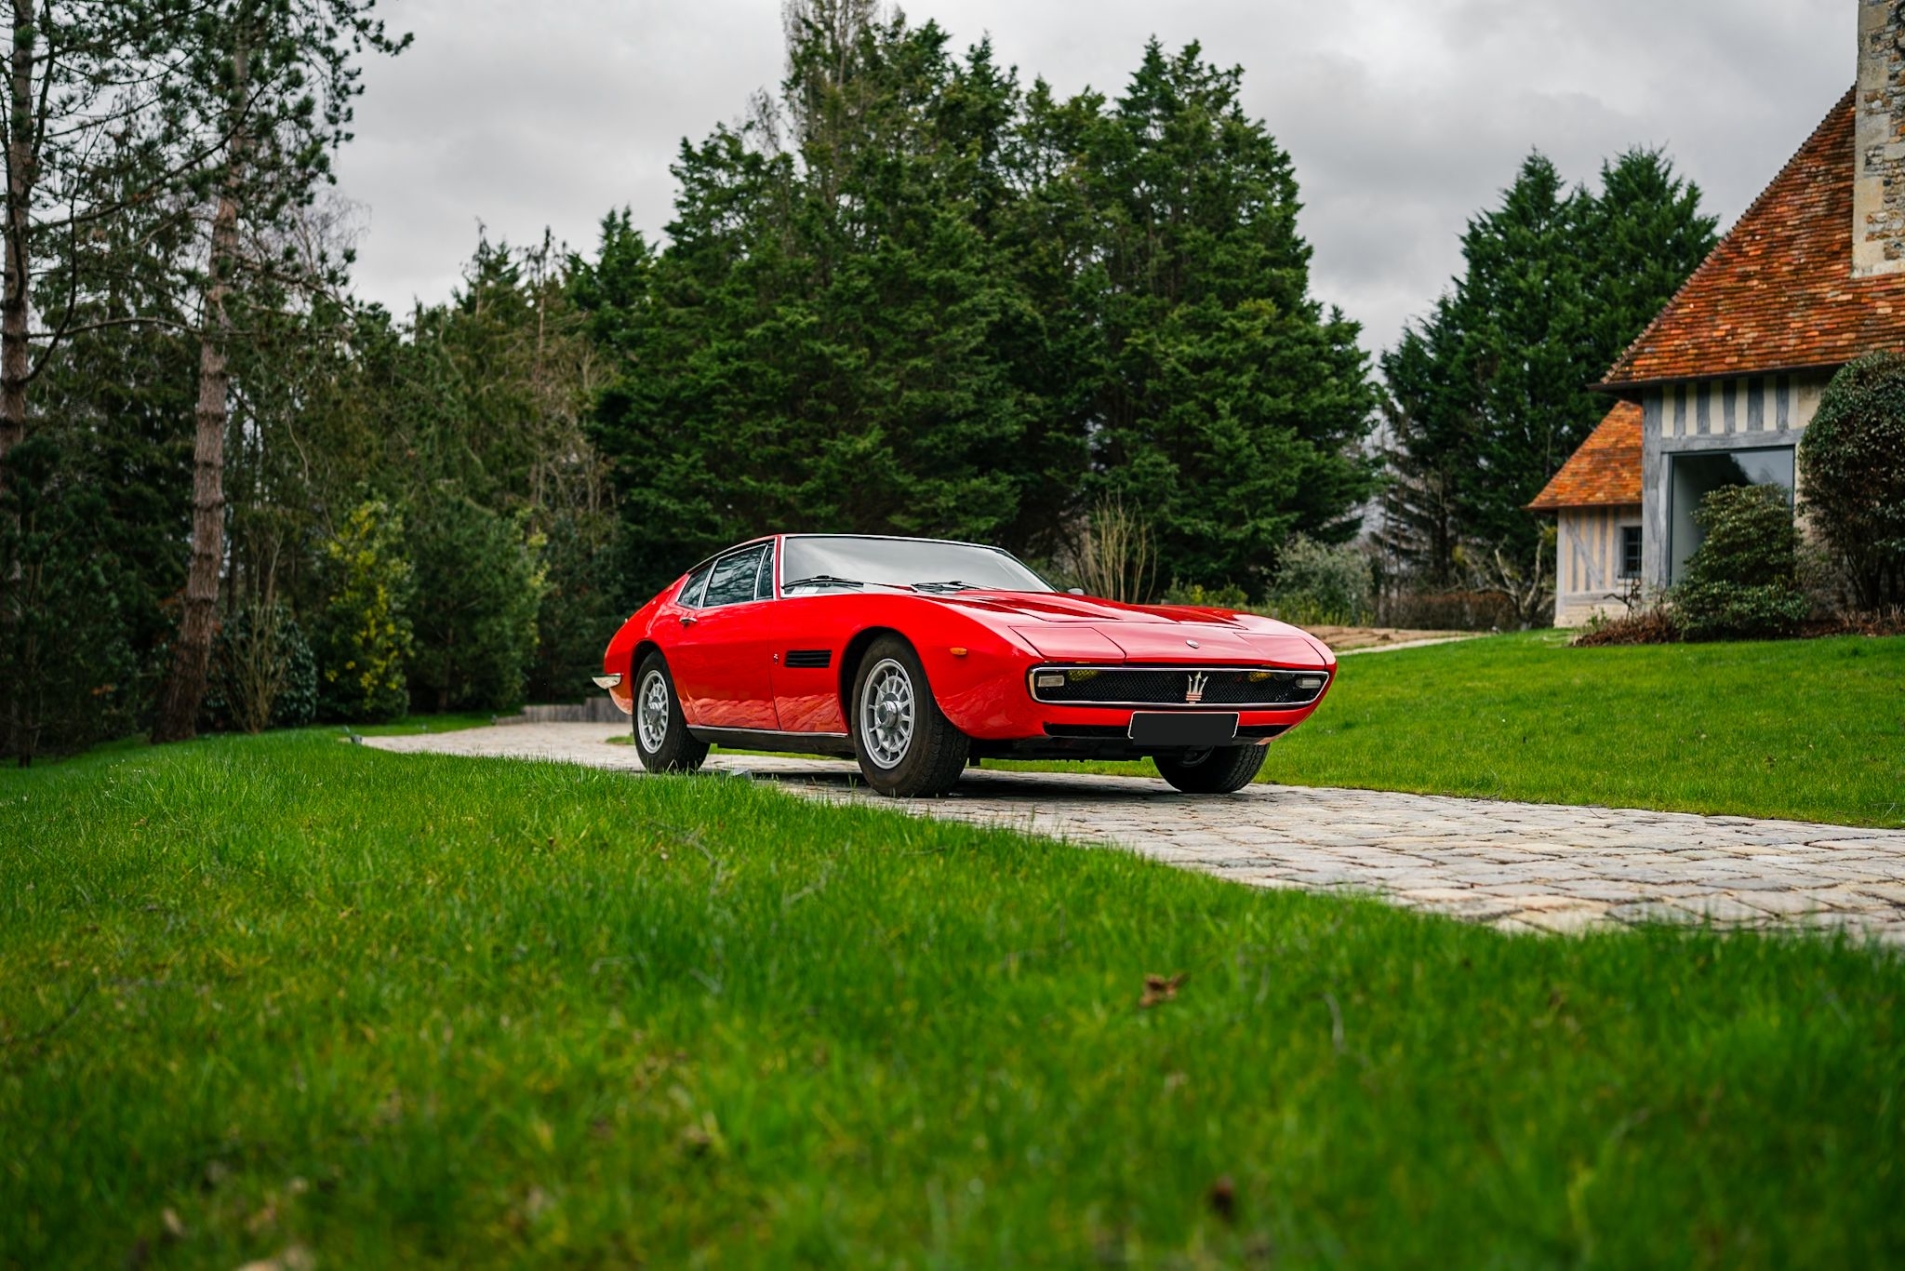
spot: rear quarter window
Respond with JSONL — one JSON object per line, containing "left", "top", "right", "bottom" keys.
{"left": 678, "top": 562, "right": 715, "bottom": 608}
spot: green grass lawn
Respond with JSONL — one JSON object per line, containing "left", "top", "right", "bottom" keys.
{"left": 3, "top": 734, "right": 1902, "bottom": 1267}
{"left": 990, "top": 633, "right": 1905, "bottom": 828}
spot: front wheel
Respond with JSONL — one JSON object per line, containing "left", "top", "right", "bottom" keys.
{"left": 631, "top": 653, "right": 710, "bottom": 775}
{"left": 1155, "top": 745, "right": 1267, "bottom": 794}
{"left": 850, "top": 637, "right": 969, "bottom": 797}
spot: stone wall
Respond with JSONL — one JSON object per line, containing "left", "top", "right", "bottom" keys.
{"left": 1855, "top": 0, "right": 1905, "bottom": 278}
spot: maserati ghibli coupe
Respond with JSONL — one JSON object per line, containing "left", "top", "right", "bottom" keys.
{"left": 597, "top": 534, "right": 1337, "bottom": 798}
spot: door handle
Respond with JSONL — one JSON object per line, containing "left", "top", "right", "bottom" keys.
{"left": 679, "top": 615, "right": 696, "bottom": 628}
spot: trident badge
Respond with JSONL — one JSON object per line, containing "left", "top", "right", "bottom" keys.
{"left": 1185, "top": 671, "right": 1209, "bottom": 705}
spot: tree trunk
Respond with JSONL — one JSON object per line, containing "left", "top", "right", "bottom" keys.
{"left": 153, "top": 41, "right": 247, "bottom": 744}
{"left": 151, "top": 284, "right": 233, "bottom": 742}
{"left": 0, "top": 0, "right": 34, "bottom": 482}
{"left": 0, "top": 1, "right": 34, "bottom": 762}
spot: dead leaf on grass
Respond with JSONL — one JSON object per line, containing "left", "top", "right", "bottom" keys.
{"left": 1139, "top": 973, "right": 1186, "bottom": 1009}
{"left": 1208, "top": 1175, "right": 1237, "bottom": 1223}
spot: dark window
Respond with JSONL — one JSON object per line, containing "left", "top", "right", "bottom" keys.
{"left": 754, "top": 544, "right": 777, "bottom": 600}
{"left": 1619, "top": 526, "right": 1642, "bottom": 580}
{"left": 1668, "top": 447, "right": 1794, "bottom": 581}
{"left": 678, "top": 561, "right": 715, "bottom": 608}
{"left": 703, "top": 545, "right": 771, "bottom": 608}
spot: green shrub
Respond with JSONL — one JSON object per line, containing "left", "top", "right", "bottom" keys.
{"left": 1801, "top": 353, "right": 1905, "bottom": 609}
{"left": 528, "top": 509, "right": 627, "bottom": 703}
{"left": 315, "top": 501, "right": 414, "bottom": 723}
{"left": 407, "top": 489, "right": 546, "bottom": 714}
{"left": 1672, "top": 484, "right": 1809, "bottom": 640}
{"left": 1271, "top": 535, "right": 1373, "bottom": 625}
{"left": 204, "top": 602, "right": 319, "bottom": 733}
{"left": 1159, "top": 581, "right": 1251, "bottom": 610}
{"left": 0, "top": 433, "right": 143, "bottom": 763}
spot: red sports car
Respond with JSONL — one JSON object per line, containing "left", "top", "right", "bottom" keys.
{"left": 597, "top": 534, "right": 1337, "bottom": 797}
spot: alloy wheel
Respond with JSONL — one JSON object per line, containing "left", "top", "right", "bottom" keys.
{"left": 859, "top": 657, "right": 916, "bottom": 770}
{"left": 637, "top": 668, "right": 671, "bottom": 753}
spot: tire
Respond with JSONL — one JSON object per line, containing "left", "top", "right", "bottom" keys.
{"left": 849, "top": 636, "right": 969, "bottom": 797}
{"left": 631, "top": 652, "right": 710, "bottom": 775}
{"left": 1155, "top": 744, "right": 1267, "bottom": 794}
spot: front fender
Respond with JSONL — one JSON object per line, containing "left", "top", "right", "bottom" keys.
{"left": 917, "top": 626, "right": 1038, "bottom": 740}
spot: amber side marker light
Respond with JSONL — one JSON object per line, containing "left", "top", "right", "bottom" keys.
{"left": 950, "top": 647, "right": 969, "bottom": 657}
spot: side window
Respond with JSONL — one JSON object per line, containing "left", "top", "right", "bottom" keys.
{"left": 1619, "top": 526, "right": 1643, "bottom": 580}
{"left": 754, "top": 544, "right": 777, "bottom": 601}
{"left": 703, "top": 545, "right": 770, "bottom": 608}
{"left": 678, "top": 561, "right": 715, "bottom": 609}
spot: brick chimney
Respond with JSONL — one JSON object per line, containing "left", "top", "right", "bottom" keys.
{"left": 1855, "top": 0, "right": 1905, "bottom": 277}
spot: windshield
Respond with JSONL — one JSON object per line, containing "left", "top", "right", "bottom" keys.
{"left": 781, "top": 536, "right": 1053, "bottom": 594}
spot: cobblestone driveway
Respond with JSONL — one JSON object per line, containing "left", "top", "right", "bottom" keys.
{"left": 366, "top": 724, "right": 1905, "bottom": 942}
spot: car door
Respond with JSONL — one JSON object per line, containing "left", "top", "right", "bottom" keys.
{"left": 766, "top": 593, "right": 858, "bottom": 734}
{"left": 667, "top": 542, "right": 782, "bottom": 731}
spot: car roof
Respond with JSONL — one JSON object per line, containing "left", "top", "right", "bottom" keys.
{"left": 680, "top": 532, "right": 1014, "bottom": 578}
{"left": 783, "top": 533, "right": 1012, "bottom": 551}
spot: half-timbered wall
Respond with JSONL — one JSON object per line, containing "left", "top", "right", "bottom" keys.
{"left": 1555, "top": 505, "right": 1642, "bottom": 627}
{"left": 1643, "top": 375, "right": 1825, "bottom": 440}
{"left": 1637, "top": 371, "right": 1830, "bottom": 588}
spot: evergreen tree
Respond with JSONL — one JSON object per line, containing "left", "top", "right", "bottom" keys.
{"left": 1063, "top": 41, "right": 1375, "bottom": 593}
{"left": 587, "top": 10, "right": 1045, "bottom": 598}
{"left": 406, "top": 488, "right": 544, "bottom": 714}
{"left": 1380, "top": 149, "right": 1717, "bottom": 609}
{"left": 585, "top": 17, "right": 1377, "bottom": 600}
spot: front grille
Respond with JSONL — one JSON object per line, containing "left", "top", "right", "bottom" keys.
{"left": 1030, "top": 666, "right": 1328, "bottom": 710}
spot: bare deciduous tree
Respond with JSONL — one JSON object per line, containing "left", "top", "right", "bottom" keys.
{"left": 1070, "top": 497, "right": 1157, "bottom": 604}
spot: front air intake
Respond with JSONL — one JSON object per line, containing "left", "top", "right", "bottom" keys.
{"left": 1029, "top": 666, "right": 1328, "bottom": 710}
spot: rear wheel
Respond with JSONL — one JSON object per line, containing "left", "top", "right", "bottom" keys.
{"left": 850, "top": 636, "right": 968, "bottom": 797}
{"left": 632, "top": 652, "right": 709, "bottom": 775}
{"left": 1155, "top": 745, "right": 1267, "bottom": 794}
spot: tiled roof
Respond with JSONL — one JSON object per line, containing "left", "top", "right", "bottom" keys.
{"left": 1527, "top": 403, "right": 1642, "bottom": 511}
{"left": 1601, "top": 88, "right": 1905, "bottom": 387}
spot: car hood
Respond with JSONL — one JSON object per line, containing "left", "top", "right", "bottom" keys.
{"left": 934, "top": 591, "right": 1334, "bottom": 669}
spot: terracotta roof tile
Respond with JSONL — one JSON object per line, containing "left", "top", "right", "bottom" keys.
{"left": 1527, "top": 403, "right": 1642, "bottom": 510}
{"left": 1602, "top": 88, "right": 1905, "bottom": 387}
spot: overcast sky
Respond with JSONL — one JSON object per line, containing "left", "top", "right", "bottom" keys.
{"left": 334, "top": 0, "right": 1852, "bottom": 357}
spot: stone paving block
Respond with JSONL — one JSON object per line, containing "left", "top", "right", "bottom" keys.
{"left": 1606, "top": 901, "right": 1706, "bottom": 927}
{"left": 1394, "top": 887, "right": 1479, "bottom": 904}
{"left": 1513, "top": 906, "right": 1614, "bottom": 935}
{"left": 1673, "top": 897, "right": 1776, "bottom": 926}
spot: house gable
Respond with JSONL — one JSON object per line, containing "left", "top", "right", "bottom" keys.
{"left": 1602, "top": 89, "right": 1905, "bottom": 389}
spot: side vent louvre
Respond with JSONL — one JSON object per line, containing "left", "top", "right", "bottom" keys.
{"left": 784, "top": 649, "right": 832, "bottom": 670}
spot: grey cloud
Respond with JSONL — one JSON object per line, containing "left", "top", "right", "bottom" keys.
{"left": 336, "top": 0, "right": 1854, "bottom": 353}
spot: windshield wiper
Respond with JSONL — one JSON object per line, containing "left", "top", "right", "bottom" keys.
{"left": 911, "top": 580, "right": 976, "bottom": 593}
{"left": 782, "top": 574, "right": 866, "bottom": 591}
